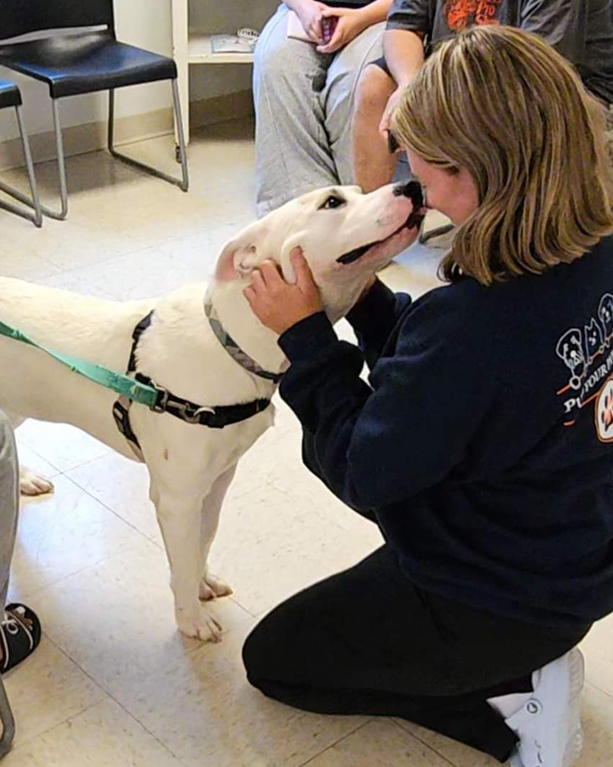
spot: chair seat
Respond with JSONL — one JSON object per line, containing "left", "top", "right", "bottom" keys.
{"left": 0, "top": 31, "right": 177, "bottom": 99}
{"left": 0, "top": 79, "right": 21, "bottom": 110}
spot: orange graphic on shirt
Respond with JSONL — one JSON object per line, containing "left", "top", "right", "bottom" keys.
{"left": 602, "top": 391, "right": 613, "bottom": 429}
{"left": 444, "top": 0, "right": 503, "bottom": 31}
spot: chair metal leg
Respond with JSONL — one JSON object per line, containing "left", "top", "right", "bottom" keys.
{"left": 0, "top": 674, "right": 15, "bottom": 760}
{"left": 108, "top": 80, "right": 189, "bottom": 192}
{"left": 50, "top": 99, "right": 69, "bottom": 220}
{"left": 1, "top": 101, "right": 68, "bottom": 222}
{"left": 0, "top": 105, "right": 43, "bottom": 227}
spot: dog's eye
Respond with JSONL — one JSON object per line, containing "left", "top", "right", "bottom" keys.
{"left": 320, "top": 195, "right": 345, "bottom": 210}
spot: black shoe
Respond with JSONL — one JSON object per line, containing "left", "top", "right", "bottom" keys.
{"left": 0, "top": 603, "right": 42, "bottom": 673}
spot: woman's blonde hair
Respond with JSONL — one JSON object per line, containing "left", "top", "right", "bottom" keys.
{"left": 391, "top": 25, "right": 613, "bottom": 285}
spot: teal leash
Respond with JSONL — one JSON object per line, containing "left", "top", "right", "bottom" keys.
{"left": 0, "top": 319, "right": 161, "bottom": 409}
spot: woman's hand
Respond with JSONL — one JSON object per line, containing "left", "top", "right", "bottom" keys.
{"left": 243, "top": 249, "right": 324, "bottom": 335}
{"left": 316, "top": 8, "right": 368, "bottom": 54}
{"left": 295, "top": 1, "right": 329, "bottom": 43}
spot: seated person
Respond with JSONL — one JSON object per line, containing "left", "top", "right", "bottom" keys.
{"left": 253, "top": 0, "right": 393, "bottom": 217}
{"left": 0, "top": 410, "right": 41, "bottom": 674}
{"left": 352, "top": 0, "right": 613, "bottom": 194}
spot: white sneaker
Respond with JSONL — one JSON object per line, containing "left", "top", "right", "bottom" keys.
{"left": 506, "top": 648, "right": 584, "bottom": 767}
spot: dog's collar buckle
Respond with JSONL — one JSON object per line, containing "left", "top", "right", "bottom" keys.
{"left": 148, "top": 380, "right": 170, "bottom": 414}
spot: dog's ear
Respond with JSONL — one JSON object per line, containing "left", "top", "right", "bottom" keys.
{"left": 215, "top": 226, "right": 265, "bottom": 281}
{"left": 279, "top": 233, "right": 307, "bottom": 284}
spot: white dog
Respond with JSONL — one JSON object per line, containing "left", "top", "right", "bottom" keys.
{"left": 0, "top": 182, "right": 421, "bottom": 641}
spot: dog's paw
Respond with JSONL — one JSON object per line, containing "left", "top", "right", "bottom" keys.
{"left": 176, "top": 605, "right": 223, "bottom": 643}
{"left": 20, "top": 468, "right": 54, "bottom": 496}
{"left": 199, "top": 573, "right": 233, "bottom": 601}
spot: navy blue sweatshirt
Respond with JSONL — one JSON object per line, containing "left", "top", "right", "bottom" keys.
{"left": 278, "top": 235, "right": 613, "bottom": 629}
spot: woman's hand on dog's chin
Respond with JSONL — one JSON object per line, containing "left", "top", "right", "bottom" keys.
{"left": 243, "top": 249, "right": 324, "bottom": 335}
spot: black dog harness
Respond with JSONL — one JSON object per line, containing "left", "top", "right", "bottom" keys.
{"left": 113, "top": 312, "right": 271, "bottom": 460}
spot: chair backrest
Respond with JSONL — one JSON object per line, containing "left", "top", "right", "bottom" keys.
{"left": 0, "top": 0, "right": 115, "bottom": 42}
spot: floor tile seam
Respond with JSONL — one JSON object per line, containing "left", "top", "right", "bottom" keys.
{"left": 8, "top": 698, "right": 104, "bottom": 756}
{"left": 59, "top": 471, "right": 162, "bottom": 547}
{"left": 391, "top": 717, "right": 461, "bottom": 767}
{"left": 294, "top": 718, "right": 374, "bottom": 767}
{"left": 26, "top": 630, "right": 186, "bottom": 761}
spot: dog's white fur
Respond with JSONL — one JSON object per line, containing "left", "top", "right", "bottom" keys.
{"left": 0, "top": 183, "right": 416, "bottom": 641}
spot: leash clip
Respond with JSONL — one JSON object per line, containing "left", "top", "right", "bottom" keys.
{"left": 149, "top": 381, "right": 170, "bottom": 413}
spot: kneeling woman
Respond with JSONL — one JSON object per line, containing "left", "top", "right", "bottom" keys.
{"left": 243, "top": 25, "right": 613, "bottom": 767}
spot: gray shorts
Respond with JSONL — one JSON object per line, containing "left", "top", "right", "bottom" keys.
{"left": 370, "top": 55, "right": 391, "bottom": 79}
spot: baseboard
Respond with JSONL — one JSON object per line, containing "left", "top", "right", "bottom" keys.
{"left": 0, "top": 89, "right": 254, "bottom": 172}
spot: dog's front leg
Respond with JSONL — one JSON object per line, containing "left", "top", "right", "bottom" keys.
{"left": 199, "top": 464, "right": 237, "bottom": 601}
{"left": 153, "top": 488, "right": 223, "bottom": 642}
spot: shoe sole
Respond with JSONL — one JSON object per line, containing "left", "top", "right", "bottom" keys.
{"left": 563, "top": 649, "right": 584, "bottom": 767}
{"left": 508, "top": 649, "right": 584, "bottom": 767}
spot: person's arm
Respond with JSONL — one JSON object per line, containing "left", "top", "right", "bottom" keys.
{"left": 376, "top": 1, "right": 428, "bottom": 131}
{"left": 384, "top": 0, "right": 429, "bottom": 86}
{"left": 278, "top": 290, "right": 496, "bottom": 514}
{"left": 356, "top": 0, "right": 395, "bottom": 26}
{"left": 345, "top": 278, "right": 412, "bottom": 369}
{"left": 317, "top": 0, "right": 394, "bottom": 53}
{"left": 383, "top": 29, "right": 426, "bottom": 89}
{"left": 519, "top": 0, "right": 586, "bottom": 70}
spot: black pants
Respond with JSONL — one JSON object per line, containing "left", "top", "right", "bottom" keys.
{"left": 242, "top": 546, "right": 589, "bottom": 763}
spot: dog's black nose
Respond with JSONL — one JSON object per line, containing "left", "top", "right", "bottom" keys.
{"left": 393, "top": 181, "right": 424, "bottom": 208}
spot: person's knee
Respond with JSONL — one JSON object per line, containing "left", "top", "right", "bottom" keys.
{"left": 242, "top": 600, "right": 305, "bottom": 688}
{"left": 242, "top": 619, "right": 276, "bottom": 688}
{"left": 254, "top": 39, "right": 295, "bottom": 85}
{"left": 354, "top": 64, "right": 396, "bottom": 118}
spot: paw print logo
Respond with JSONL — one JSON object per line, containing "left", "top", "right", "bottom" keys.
{"left": 596, "top": 379, "right": 613, "bottom": 443}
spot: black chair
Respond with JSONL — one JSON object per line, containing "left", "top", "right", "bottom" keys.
{"left": 0, "top": 80, "right": 42, "bottom": 227}
{"left": 0, "top": 1, "right": 189, "bottom": 221}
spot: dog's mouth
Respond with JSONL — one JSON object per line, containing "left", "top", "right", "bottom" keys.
{"left": 336, "top": 183, "right": 425, "bottom": 266}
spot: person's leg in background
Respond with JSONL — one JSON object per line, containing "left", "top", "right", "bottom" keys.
{"left": 243, "top": 545, "right": 588, "bottom": 765}
{"left": 350, "top": 58, "right": 398, "bottom": 192}
{"left": 0, "top": 412, "right": 20, "bottom": 612}
{"left": 0, "top": 410, "right": 41, "bottom": 673}
{"left": 253, "top": 4, "right": 340, "bottom": 218}
{"left": 321, "top": 23, "right": 390, "bottom": 190}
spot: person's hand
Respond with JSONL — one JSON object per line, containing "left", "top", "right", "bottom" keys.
{"left": 296, "top": 1, "right": 329, "bottom": 43}
{"left": 316, "top": 8, "right": 368, "bottom": 54}
{"left": 243, "top": 249, "right": 324, "bottom": 335}
{"left": 379, "top": 86, "right": 405, "bottom": 138}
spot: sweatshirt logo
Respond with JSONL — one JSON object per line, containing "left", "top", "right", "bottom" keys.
{"left": 557, "top": 293, "right": 613, "bottom": 429}
{"left": 444, "top": 0, "right": 502, "bottom": 31}
{"left": 596, "top": 378, "right": 613, "bottom": 442}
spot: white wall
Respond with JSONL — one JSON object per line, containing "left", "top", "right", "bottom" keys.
{"left": 0, "top": 0, "right": 278, "bottom": 142}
